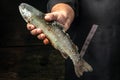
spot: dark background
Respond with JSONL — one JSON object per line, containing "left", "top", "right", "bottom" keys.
{"left": 0, "top": 0, "right": 120, "bottom": 80}
{"left": 0, "top": 0, "right": 65, "bottom": 80}
{"left": 0, "top": 0, "right": 48, "bottom": 46}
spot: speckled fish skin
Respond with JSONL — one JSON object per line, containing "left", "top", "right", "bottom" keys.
{"left": 19, "top": 3, "right": 93, "bottom": 77}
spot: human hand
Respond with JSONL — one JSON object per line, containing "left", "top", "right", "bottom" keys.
{"left": 27, "top": 3, "right": 74, "bottom": 45}
{"left": 27, "top": 23, "right": 49, "bottom": 45}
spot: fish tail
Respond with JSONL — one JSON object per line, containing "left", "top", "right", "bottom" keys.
{"left": 73, "top": 58, "right": 93, "bottom": 77}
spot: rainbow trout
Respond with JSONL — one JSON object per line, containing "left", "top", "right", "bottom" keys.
{"left": 19, "top": 3, "right": 94, "bottom": 77}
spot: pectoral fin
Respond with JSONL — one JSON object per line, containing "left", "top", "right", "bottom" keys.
{"left": 61, "top": 52, "right": 68, "bottom": 59}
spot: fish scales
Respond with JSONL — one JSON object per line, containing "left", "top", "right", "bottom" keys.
{"left": 19, "top": 3, "right": 93, "bottom": 77}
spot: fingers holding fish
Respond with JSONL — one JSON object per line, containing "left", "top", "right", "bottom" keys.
{"left": 37, "top": 34, "right": 50, "bottom": 44}
{"left": 30, "top": 28, "right": 42, "bottom": 36}
{"left": 27, "top": 23, "right": 50, "bottom": 44}
{"left": 27, "top": 23, "right": 42, "bottom": 35}
{"left": 37, "top": 33, "right": 46, "bottom": 39}
{"left": 44, "top": 11, "right": 71, "bottom": 31}
{"left": 44, "top": 13, "right": 57, "bottom": 21}
{"left": 43, "top": 38, "right": 49, "bottom": 45}
{"left": 37, "top": 34, "right": 49, "bottom": 45}
{"left": 27, "top": 23, "right": 35, "bottom": 30}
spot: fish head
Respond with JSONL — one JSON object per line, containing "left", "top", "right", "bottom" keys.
{"left": 19, "top": 3, "right": 32, "bottom": 22}
{"left": 19, "top": 3, "right": 44, "bottom": 23}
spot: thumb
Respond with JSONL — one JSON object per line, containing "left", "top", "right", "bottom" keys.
{"left": 44, "top": 13, "right": 58, "bottom": 21}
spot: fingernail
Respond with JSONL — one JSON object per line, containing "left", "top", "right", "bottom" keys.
{"left": 45, "top": 15, "right": 51, "bottom": 21}
{"left": 29, "top": 25, "right": 34, "bottom": 29}
{"left": 37, "top": 28, "right": 42, "bottom": 33}
{"left": 43, "top": 38, "right": 49, "bottom": 45}
{"left": 28, "top": 26, "right": 32, "bottom": 29}
{"left": 40, "top": 34, "right": 45, "bottom": 39}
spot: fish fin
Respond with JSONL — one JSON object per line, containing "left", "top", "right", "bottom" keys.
{"left": 73, "top": 58, "right": 93, "bottom": 77}
{"left": 75, "top": 45, "right": 79, "bottom": 51}
{"left": 66, "top": 33, "right": 70, "bottom": 38}
{"left": 52, "top": 21, "right": 66, "bottom": 32}
{"left": 62, "top": 28, "right": 66, "bottom": 33}
{"left": 61, "top": 52, "right": 68, "bottom": 59}
{"left": 72, "top": 43, "right": 79, "bottom": 51}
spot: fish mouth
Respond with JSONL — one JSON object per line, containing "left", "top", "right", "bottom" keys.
{"left": 19, "top": 3, "right": 26, "bottom": 15}
{"left": 19, "top": 3, "right": 32, "bottom": 22}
